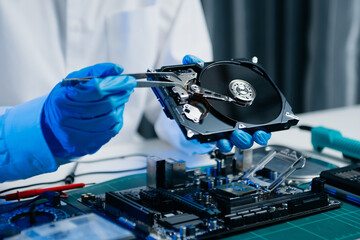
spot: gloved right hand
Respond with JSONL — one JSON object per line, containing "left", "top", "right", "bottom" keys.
{"left": 41, "top": 63, "right": 136, "bottom": 159}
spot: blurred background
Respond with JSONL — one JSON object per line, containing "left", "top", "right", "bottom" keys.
{"left": 201, "top": 0, "right": 360, "bottom": 113}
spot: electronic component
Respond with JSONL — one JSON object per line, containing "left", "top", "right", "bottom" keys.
{"left": 0, "top": 192, "right": 84, "bottom": 239}
{"left": 7, "top": 213, "right": 135, "bottom": 240}
{"left": 215, "top": 182, "right": 258, "bottom": 197}
{"left": 105, "top": 191, "right": 155, "bottom": 225}
{"left": 1, "top": 147, "right": 342, "bottom": 239}
{"left": 151, "top": 59, "right": 299, "bottom": 142}
{"left": 320, "top": 164, "right": 360, "bottom": 205}
{"left": 241, "top": 149, "right": 306, "bottom": 192}
{"left": 155, "top": 188, "right": 220, "bottom": 218}
{"left": 79, "top": 152, "right": 341, "bottom": 239}
{"left": 251, "top": 145, "right": 337, "bottom": 184}
{"left": 158, "top": 213, "right": 203, "bottom": 231}
{"left": 147, "top": 157, "right": 186, "bottom": 189}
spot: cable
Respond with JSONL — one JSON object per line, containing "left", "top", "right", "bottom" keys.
{"left": 0, "top": 179, "right": 65, "bottom": 195}
{"left": 0, "top": 153, "right": 150, "bottom": 195}
{"left": 64, "top": 162, "right": 79, "bottom": 185}
{"left": 71, "top": 153, "right": 149, "bottom": 163}
{"left": 74, "top": 166, "right": 146, "bottom": 178}
{"left": 298, "top": 125, "right": 312, "bottom": 131}
{"left": 0, "top": 167, "right": 146, "bottom": 195}
{"left": 66, "top": 153, "right": 148, "bottom": 183}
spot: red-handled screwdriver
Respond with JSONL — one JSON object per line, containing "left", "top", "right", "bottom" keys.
{"left": 0, "top": 183, "right": 85, "bottom": 201}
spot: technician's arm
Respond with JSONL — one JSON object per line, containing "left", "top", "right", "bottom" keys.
{"left": 0, "top": 98, "right": 58, "bottom": 182}
{"left": 0, "top": 63, "right": 136, "bottom": 183}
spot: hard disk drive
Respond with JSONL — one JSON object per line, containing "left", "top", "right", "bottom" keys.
{"left": 150, "top": 59, "right": 299, "bottom": 142}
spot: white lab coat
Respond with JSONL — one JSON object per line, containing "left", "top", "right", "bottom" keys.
{"left": 0, "top": 0, "right": 212, "bottom": 182}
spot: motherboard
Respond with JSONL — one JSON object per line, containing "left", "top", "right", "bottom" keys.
{"left": 79, "top": 148, "right": 341, "bottom": 239}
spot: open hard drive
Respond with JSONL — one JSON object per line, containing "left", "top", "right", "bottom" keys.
{"left": 150, "top": 59, "right": 299, "bottom": 142}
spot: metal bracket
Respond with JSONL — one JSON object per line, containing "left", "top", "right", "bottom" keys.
{"left": 242, "top": 150, "right": 306, "bottom": 192}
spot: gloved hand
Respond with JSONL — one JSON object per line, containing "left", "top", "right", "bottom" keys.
{"left": 182, "top": 55, "right": 271, "bottom": 153}
{"left": 41, "top": 63, "right": 136, "bottom": 159}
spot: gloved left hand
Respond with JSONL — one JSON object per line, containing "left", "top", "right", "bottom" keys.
{"left": 182, "top": 55, "right": 272, "bottom": 153}
{"left": 41, "top": 63, "right": 137, "bottom": 159}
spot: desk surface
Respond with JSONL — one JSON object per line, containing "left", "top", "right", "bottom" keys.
{"left": 1, "top": 105, "right": 360, "bottom": 239}
{"left": 2, "top": 105, "right": 359, "bottom": 191}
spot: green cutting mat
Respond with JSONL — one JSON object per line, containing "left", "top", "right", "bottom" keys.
{"left": 66, "top": 174, "right": 360, "bottom": 240}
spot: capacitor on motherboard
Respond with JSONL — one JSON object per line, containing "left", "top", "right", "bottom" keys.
{"left": 204, "top": 194, "right": 211, "bottom": 205}
{"left": 195, "top": 192, "right": 203, "bottom": 202}
{"left": 179, "top": 226, "right": 187, "bottom": 238}
{"left": 215, "top": 176, "right": 227, "bottom": 186}
{"left": 200, "top": 178, "right": 215, "bottom": 190}
{"left": 209, "top": 219, "right": 217, "bottom": 230}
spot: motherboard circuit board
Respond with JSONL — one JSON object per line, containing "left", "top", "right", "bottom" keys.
{"left": 79, "top": 148, "right": 341, "bottom": 239}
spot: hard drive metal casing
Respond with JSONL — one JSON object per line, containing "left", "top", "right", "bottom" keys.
{"left": 151, "top": 59, "right": 299, "bottom": 143}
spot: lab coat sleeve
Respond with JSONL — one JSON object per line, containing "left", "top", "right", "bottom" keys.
{"left": 0, "top": 96, "right": 58, "bottom": 183}
{"left": 152, "top": 0, "right": 214, "bottom": 154}
{"left": 153, "top": 0, "right": 213, "bottom": 66}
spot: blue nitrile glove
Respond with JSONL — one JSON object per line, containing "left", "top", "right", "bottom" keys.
{"left": 41, "top": 63, "right": 136, "bottom": 159}
{"left": 183, "top": 55, "right": 271, "bottom": 153}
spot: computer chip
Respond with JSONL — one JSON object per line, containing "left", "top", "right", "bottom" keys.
{"left": 215, "top": 182, "right": 258, "bottom": 197}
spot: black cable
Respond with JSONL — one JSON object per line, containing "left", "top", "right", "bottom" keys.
{"left": 67, "top": 153, "right": 148, "bottom": 183}
{"left": 64, "top": 162, "right": 79, "bottom": 185}
{"left": 298, "top": 125, "right": 312, "bottom": 131}
{"left": 64, "top": 154, "right": 148, "bottom": 184}
{"left": 74, "top": 166, "right": 146, "bottom": 177}
{"left": 71, "top": 153, "right": 149, "bottom": 163}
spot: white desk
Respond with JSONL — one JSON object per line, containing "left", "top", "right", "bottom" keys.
{"left": 1, "top": 105, "right": 359, "bottom": 194}
{"left": 270, "top": 105, "right": 360, "bottom": 166}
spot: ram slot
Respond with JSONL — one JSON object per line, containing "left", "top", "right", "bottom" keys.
{"left": 156, "top": 188, "right": 220, "bottom": 218}
{"left": 105, "top": 192, "right": 154, "bottom": 225}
